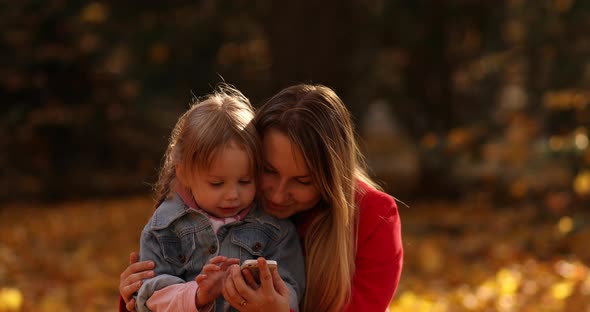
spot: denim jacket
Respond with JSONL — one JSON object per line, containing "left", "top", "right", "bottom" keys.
{"left": 136, "top": 194, "right": 305, "bottom": 312}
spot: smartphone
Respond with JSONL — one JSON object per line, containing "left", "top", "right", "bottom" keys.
{"left": 240, "top": 259, "right": 278, "bottom": 283}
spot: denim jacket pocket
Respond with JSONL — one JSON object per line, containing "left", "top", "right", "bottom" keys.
{"left": 158, "top": 232, "right": 195, "bottom": 268}
{"left": 230, "top": 225, "right": 275, "bottom": 258}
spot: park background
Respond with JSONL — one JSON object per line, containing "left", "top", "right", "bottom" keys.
{"left": 1, "top": 0, "right": 590, "bottom": 311}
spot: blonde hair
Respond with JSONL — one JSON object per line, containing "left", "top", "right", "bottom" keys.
{"left": 254, "top": 84, "right": 379, "bottom": 311}
{"left": 154, "top": 84, "right": 260, "bottom": 208}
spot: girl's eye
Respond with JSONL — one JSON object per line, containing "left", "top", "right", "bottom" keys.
{"left": 239, "top": 180, "right": 252, "bottom": 184}
{"left": 209, "top": 182, "right": 223, "bottom": 187}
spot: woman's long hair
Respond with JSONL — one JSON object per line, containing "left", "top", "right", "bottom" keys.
{"left": 254, "top": 84, "right": 378, "bottom": 311}
{"left": 153, "top": 84, "right": 260, "bottom": 208}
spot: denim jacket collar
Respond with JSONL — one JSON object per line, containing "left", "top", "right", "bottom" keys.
{"left": 242, "top": 204, "right": 281, "bottom": 231}
{"left": 150, "top": 194, "right": 281, "bottom": 231}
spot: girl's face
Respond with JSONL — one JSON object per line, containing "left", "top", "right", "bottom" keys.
{"left": 188, "top": 141, "right": 256, "bottom": 218}
{"left": 260, "top": 128, "right": 322, "bottom": 219}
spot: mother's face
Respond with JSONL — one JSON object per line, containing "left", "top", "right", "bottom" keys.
{"left": 260, "top": 128, "right": 322, "bottom": 219}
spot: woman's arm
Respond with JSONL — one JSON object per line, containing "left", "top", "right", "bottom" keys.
{"left": 344, "top": 208, "right": 403, "bottom": 311}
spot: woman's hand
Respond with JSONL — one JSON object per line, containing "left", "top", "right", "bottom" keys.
{"left": 222, "top": 258, "right": 290, "bottom": 312}
{"left": 119, "top": 251, "right": 155, "bottom": 312}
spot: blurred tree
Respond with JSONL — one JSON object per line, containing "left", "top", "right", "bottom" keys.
{"left": 266, "top": 0, "right": 356, "bottom": 104}
{"left": 2, "top": 0, "right": 590, "bottom": 204}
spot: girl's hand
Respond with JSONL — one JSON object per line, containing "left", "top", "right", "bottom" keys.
{"left": 119, "top": 252, "right": 155, "bottom": 312}
{"left": 195, "top": 256, "right": 240, "bottom": 307}
{"left": 222, "top": 258, "right": 290, "bottom": 312}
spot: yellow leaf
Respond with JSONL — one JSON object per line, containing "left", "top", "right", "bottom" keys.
{"left": 551, "top": 281, "right": 575, "bottom": 300}
{"left": 390, "top": 291, "right": 445, "bottom": 312}
{"left": 477, "top": 279, "right": 497, "bottom": 302}
{"left": 0, "top": 288, "right": 23, "bottom": 311}
{"left": 557, "top": 216, "right": 573, "bottom": 235}
{"left": 573, "top": 170, "right": 590, "bottom": 196}
{"left": 396, "top": 291, "right": 418, "bottom": 307}
{"left": 496, "top": 268, "right": 521, "bottom": 295}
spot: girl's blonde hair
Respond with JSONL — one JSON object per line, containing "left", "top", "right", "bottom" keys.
{"left": 154, "top": 84, "right": 260, "bottom": 208}
{"left": 254, "top": 84, "right": 379, "bottom": 311}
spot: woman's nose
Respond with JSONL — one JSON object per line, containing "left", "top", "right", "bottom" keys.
{"left": 270, "top": 180, "right": 290, "bottom": 203}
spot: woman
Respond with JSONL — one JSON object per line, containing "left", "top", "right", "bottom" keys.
{"left": 119, "top": 84, "right": 403, "bottom": 311}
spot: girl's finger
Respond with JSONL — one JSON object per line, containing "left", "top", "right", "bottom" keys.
{"left": 195, "top": 274, "right": 207, "bottom": 283}
{"left": 208, "top": 255, "right": 227, "bottom": 265}
{"left": 202, "top": 264, "right": 221, "bottom": 274}
{"left": 221, "top": 258, "right": 241, "bottom": 270}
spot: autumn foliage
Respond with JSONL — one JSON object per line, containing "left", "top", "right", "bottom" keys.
{"left": 1, "top": 196, "right": 590, "bottom": 311}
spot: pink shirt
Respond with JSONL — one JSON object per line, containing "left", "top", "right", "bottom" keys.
{"left": 146, "top": 282, "right": 210, "bottom": 312}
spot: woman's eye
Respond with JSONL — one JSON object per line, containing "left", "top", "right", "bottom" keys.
{"left": 263, "top": 167, "right": 277, "bottom": 174}
{"left": 296, "top": 179, "right": 312, "bottom": 186}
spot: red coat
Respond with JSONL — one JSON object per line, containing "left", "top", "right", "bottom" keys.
{"left": 119, "top": 182, "right": 403, "bottom": 312}
{"left": 345, "top": 181, "right": 403, "bottom": 311}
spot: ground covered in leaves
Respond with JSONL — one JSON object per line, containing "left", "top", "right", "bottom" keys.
{"left": 0, "top": 196, "right": 589, "bottom": 311}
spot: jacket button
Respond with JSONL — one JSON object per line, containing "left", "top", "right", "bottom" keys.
{"left": 252, "top": 242, "right": 262, "bottom": 252}
{"left": 208, "top": 245, "right": 217, "bottom": 254}
{"left": 178, "top": 255, "right": 186, "bottom": 263}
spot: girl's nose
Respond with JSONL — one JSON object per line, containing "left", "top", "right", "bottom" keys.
{"left": 225, "top": 187, "right": 239, "bottom": 200}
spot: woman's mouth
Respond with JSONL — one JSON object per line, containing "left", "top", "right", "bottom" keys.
{"left": 265, "top": 200, "right": 290, "bottom": 211}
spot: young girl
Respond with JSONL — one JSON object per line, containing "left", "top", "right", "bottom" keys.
{"left": 135, "top": 85, "right": 304, "bottom": 312}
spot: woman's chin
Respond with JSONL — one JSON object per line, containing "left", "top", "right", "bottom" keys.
{"left": 263, "top": 206, "right": 292, "bottom": 219}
